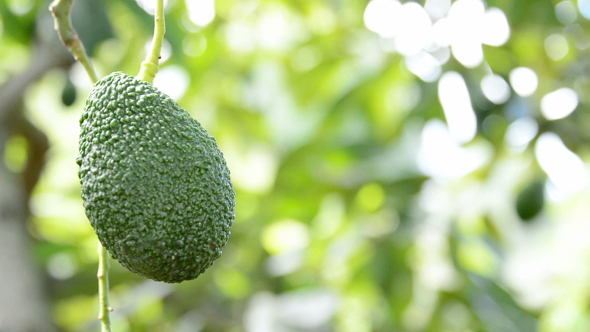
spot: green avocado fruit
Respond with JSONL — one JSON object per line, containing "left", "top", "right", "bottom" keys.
{"left": 515, "top": 178, "right": 545, "bottom": 222}
{"left": 61, "top": 77, "right": 77, "bottom": 107}
{"left": 77, "top": 72, "right": 235, "bottom": 283}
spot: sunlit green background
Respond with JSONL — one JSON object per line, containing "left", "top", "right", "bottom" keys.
{"left": 0, "top": 0, "right": 589, "bottom": 331}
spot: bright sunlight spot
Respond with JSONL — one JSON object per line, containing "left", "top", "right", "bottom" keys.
{"left": 225, "top": 22, "right": 255, "bottom": 53}
{"left": 262, "top": 219, "right": 310, "bottom": 255}
{"left": 255, "top": 5, "right": 305, "bottom": 52}
{"left": 432, "top": 17, "right": 453, "bottom": 46}
{"left": 47, "top": 253, "right": 77, "bottom": 280}
{"left": 481, "top": 74, "right": 511, "bottom": 104}
{"left": 7, "top": 0, "right": 35, "bottom": 15}
{"left": 186, "top": 0, "right": 216, "bottom": 27}
{"left": 580, "top": 0, "right": 590, "bottom": 19}
{"left": 555, "top": 1, "right": 578, "bottom": 25}
{"left": 480, "top": 8, "right": 511, "bottom": 46}
{"left": 394, "top": 2, "right": 433, "bottom": 56}
{"left": 446, "top": 0, "right": 486, "bottom": 67}
{"left": 505, "top": 117, "right": 538, "bottom": 151}
{"left": 545, "top": 34, "right": 569, "bottom": 60}
{"left": 438, "top": 71, "right": 477, "bottom": 144}
{"left": 509, "top": 67, "right": 538, "bottom": 97}
{"left": 405, "top": 52, "right": 441, "bottom": 82}
{"left": 135, "top": 0, "right": 168, "bottom": 15}
{"left": 364, "top": 0, "right": 402, "bottom": 38}
{"left": 223, "top": 145, "right": 278, "bottom": 194}
{"left": 444, "top": 0, "right": 510, "bottom": 68}
{"left": 153, "top": 65, "right": 190, "bottom": 100}
{"left": 364, "top": 0, "right": 434, "bottom": 56}
{"left": 541, "top": 88, "right": 579, "bottom": 120}
{"left": 144, "top": 38, "right": 171, "bottom": 63}
{"left": 418, "top": 120, "right": 489, "bottom": 179}
{"left": 365, "top": 0, "right": 510, "bottom": 70}
{"left": 535, "top": 132, "right": 588, "bottom": 193}
{"left": 424, "top": 0, "right": 451, "bottom": 20}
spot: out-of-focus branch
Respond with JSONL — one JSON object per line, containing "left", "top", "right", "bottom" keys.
{"left": 4, "top": 100, "right": 50, "bottom": 198}
{"left": 49, "top": 0, "right": 98, "bottom": 83}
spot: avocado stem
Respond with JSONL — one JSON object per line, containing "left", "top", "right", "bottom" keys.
{"left": 137, "top": 0, "right": 166, "bottom": 83}
{"left": 50, "top": 1, "right": 111, "bottom": 331}
{"left": 97, "top": 242, "right": 112, "bottom": 332}
{"left": 49, "top": 0, "right": 99, "bottom": 84}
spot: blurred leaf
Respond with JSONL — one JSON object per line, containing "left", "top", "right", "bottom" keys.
{"left": 0, "top": 0, "right": 37, "bottom": 43}
{"left": 468, "top": 274, "right": 538, "bottom": 332}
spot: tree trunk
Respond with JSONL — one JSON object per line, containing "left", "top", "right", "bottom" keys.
{"left": 0, "top": 38, "right": 72, "bottom": 332}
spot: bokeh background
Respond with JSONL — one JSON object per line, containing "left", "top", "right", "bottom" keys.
{"left": 0, "top": 0, "right": 589, "bottom": 331}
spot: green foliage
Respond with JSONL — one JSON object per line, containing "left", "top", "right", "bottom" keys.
{"left": 1, "top": 0, "right": 589, "bottom": 331}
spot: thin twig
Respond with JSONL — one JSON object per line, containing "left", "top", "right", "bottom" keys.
{"left": 136, "top": 0, "right": 166, "bottom": 83}
{"left": 97, "top": 242, "right": 112, "bottom": 332}
{"left": 49, "top": 0, "right": 99, "bottom": 83}
{"left": 48, "top": 1, "right": 111, "bottom": 331}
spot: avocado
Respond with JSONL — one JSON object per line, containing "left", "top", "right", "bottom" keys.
{"left": 77, "top": 72, "right": 235, "bottom": 283}
{"left": 61, "top": 77, "right": 77, "bottom": 106}
{"left": 515, "top": 178, "right": 545, "bottom": 222}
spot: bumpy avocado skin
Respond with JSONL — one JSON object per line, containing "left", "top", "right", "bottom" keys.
{"left": 77, "top": 72, "right": 235, "bottom": 283}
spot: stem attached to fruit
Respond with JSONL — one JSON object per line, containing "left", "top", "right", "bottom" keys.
{"left": 49, "top": 0, "right": 99, "bottom": 83}
{"left": 49, "top": 1, "right": 112, "bottom": 331}
{"left": 136, "top": 0, "right": 166, "bottom": 83}
{"left": 97, "top": 242, "right": 112, "bottom": 332}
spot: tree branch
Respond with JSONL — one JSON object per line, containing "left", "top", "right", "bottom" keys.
{"left": 49, "top": 1, "right": 111, "bottom": 331}
{"left": 49, "top": 0, "right": 98, "bottom": 83}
